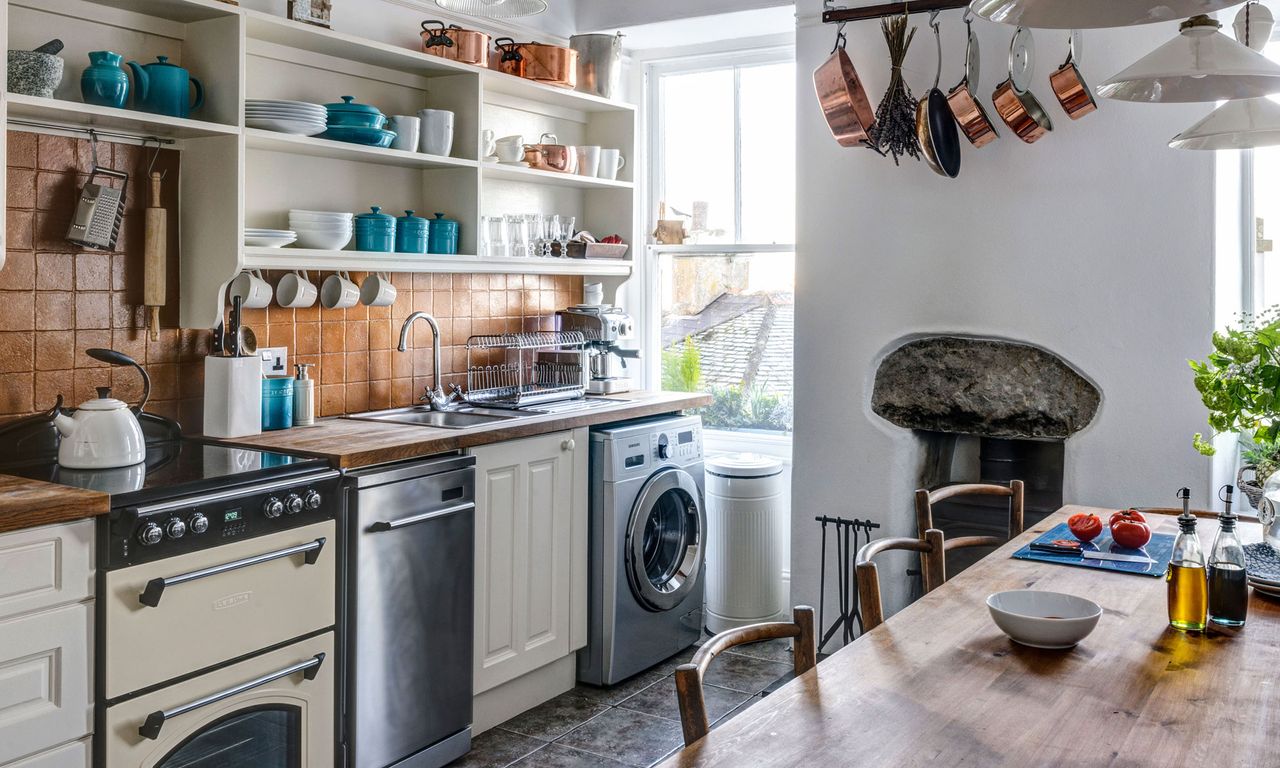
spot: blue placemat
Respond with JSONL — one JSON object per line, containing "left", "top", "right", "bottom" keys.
{"left": 1012, "top": 522, "right": 1174, "bottom": 578}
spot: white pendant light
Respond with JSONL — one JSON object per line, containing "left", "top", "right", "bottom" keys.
{"left": 969, "top": 0, "right": 1243, "bottom": 29}
{"left": 435, "top": 0, "right": 547, "bottom": 18}
{"left": 1170, "top": 97, "right": 1280, "bottom": 149}
{"left": 1234, "top": 1, "right": 1276, "bottom": 51}
{"left": 1098, "top": 15, "right": 1280, "bottom": 103}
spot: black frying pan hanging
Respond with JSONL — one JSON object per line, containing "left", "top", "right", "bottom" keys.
{"left": 916, "top": 11, "right": 961, "bottom": 178}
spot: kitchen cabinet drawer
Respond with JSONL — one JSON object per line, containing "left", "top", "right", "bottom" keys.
{"left": 0, "top": 521, "right": 93, "bottom": 622}
{"left": 0, "top": 604, "right": 92, "bottom": 766}
{"left": 1, "top": 739, "right": 90, "bottom": 768}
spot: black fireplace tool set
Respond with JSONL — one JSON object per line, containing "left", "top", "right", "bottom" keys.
{"left": 815, "top": 515, "right": 881, "bottom": 652}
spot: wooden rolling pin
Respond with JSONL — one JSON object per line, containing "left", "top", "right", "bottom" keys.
{"left": 144, "top": 171, "right": 165, "bottom": 341}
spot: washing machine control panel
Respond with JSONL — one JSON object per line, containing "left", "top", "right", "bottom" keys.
{"left": 651, "top": 425, "right": 702, "bottom": 462}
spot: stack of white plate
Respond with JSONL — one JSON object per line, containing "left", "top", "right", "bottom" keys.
{"left": 289, "top": 210, "right": 353, "bottom": 250}
{"left": 1245, "top": 542, "right": 1280, "bottom": 600}
{"left": 244, "top": 228, "right": 297, "bottom": 248}
{"left": 246, "top": 100, "right": 327, "bottom": 136}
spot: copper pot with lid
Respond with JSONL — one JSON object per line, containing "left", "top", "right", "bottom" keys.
{"left": 494, "top": 38, "right": 578, "bottom": 89}
{"left": 421, "top": 20, "right": 490, "bottom": 67}
{"left": 524, "top": 133, "right": 577, "bottom": 173}
{"left": 992, "top": 26, "right": 1054, "bottom": 144}
{"left": 947, "top": 10, "right": 1000, "bottom": 148}
{"left": 1049, "top": 31, "right": 1097, "bottom": 120}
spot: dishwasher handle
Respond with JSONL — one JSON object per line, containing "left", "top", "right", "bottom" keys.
{"left": 138, "top": 653, "right": 325, "bottom": 740}
{"left": 139, "top": 538, "right": 327, "bottom": 607}
{"left": 367, "top": 502, "right": 474, "bottom": 532}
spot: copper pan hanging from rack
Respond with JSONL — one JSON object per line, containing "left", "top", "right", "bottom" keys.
{"left": 814, "top": 23, "right": 877, "bottom": 148}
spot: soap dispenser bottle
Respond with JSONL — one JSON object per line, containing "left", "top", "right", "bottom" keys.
{"left": 293, "top": 363, "right": 315, "bottom": 427}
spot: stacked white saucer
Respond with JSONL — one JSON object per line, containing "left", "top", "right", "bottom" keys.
{"left": 244, "top": 228, "right": 297, "bottom": 248}
{"left": 246, "top": 100, "right": 327, "bottom": 136}
{"left": 289, "top": 210, "right": 353, "bottom": 250}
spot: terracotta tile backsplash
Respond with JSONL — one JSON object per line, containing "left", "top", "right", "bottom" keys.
{"left": 0, "top": 131, "right": 581, "bottom": 432}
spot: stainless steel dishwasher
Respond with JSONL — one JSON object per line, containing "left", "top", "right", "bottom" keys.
{"left": 342, "top": 454, "right": 476, "bottom": 768}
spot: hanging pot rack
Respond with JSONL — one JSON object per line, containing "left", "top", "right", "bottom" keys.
{"left": 823, "top": 0, "right": 969, "bottom": 25}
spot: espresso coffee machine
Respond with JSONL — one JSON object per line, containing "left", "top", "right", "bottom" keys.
{"left": 557, "top": 305, "right": 640, "bottom": 394}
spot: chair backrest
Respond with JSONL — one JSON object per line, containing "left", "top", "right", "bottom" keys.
{"left": 855, "top": 529, "right": 999, "bottom": 632}
{"left": 673, "top": 606, "right": 816, "bottom": 746}
{"left": 915, "top": 480, "right": 1025, "bottom": 544}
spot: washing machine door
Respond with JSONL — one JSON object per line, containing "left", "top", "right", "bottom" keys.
{"left": 625, "top": 467, "right": 705, "bottom": 612}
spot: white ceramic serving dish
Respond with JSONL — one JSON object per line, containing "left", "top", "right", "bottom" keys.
{"left": 244, "top": 234, "right": 298, "bottom": 248}
{"left": 246, "top": 99, "right": 326, "bottom": 110}
{"left": 246, "top": 117, "right": 327, "bottom": 136}
{"left": 294, "top": 229, "right": 353, "bottom": 250}
{"left": 986, "top": 590, "right": 1102, "bottom": 649}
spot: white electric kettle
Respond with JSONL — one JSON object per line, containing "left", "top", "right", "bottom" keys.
{"left": 54, "top": 348, "right": 150, "bottom": 469}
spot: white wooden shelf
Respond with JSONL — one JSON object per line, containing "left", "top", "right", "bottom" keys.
{"left": 480, "top": 69, "right": 635, "bottom": 114}
{"left": 243, "top": 247, "right": 633, "bottom": 276}
{"left": 245, "top": 129, "right": 479, "bottom": 171}
{"left": 14, "top": 0, "right": 237, "bottom": 22}
{"left": 6, "top": 94, "right": 240, "bottom": 140}
{"left": 483, "top": 163, "right": 634, "bottom": 190}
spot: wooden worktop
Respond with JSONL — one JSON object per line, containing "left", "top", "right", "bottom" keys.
{"left": 0, "top": 474, "right": 109, "bottom": 535}
{"left": 204, "top": 391, "right": 712, "bottom": 468}
{"left": 662, "top": 507, "right": 1280, "bottom": 767}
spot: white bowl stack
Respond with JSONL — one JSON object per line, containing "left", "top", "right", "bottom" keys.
{"left": 246, "top": 100, "right": 327, "bottom": 136}
{"left": 290, "top": 210, "right": 354, "bottom": 250}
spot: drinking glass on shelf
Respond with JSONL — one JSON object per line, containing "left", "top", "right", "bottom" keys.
{"left": 506, "top": 214, "right": 527, "bottom": 258}
{"left": 482, "top": 216, "right": 508, "bottom": 258}
{"left": 525, "top": 214, "right": 547, "bottom": 259}
{"left": 556, "top": 215, "right": 576, "bottom": 259}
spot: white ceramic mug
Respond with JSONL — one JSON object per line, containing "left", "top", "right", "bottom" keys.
{"left": 583, "top": 282, "right": 604, "bottom": 306}
{"left": 229, "top": 269, "right": 273, "bottom": 309}
{"left": 360, "top": 272, "right": 397, "bottom": 307}
{"left": 388, "top": 115, "right": 421, "bottom": 152}
{"left": 599, "top": 149, "right": 626, "bottom": 180}
{"left": 276, "top": 270, "right": 318, "bottom": 309}
{"left": 418, "top": 109, "right": 455, "bottom": 156}
{"left": 321, "top": 271, "right": 360, "bottom": 310}
{"left": 481, "top": 128, "right": 497, "bottom": 158}
{"left": 576, "top": 145, "right": 601, "bottom": 177}
{"left": 565, "top": 146, "right": 580, "bottom": 174}
{"left": 495, "top": 134, "right": 525, "bottom": 163}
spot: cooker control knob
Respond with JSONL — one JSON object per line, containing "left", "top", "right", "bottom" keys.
{"left": 657, "top": 434, "right": 670, "bottom": 460}
{"left": 138, "top": 522, "right": 164, "bottom": 546}
{"left": 188, "top": 513, "right": 209, "bottom": 535}
{"left": 285, "top": 494, "right": 304, "bottom": 515}
{"left": 304, "top": 489, "right": 322, "bottom": 510}
{"left": 263, "top": 496, "right": 285, "bottom": 519}
{"left": 165, "top": 518, "right": 186, "bottom": 540}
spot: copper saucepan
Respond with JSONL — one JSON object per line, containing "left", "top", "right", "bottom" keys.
{"left": 814, "top": 26, "right": 877, "bottom": 148}
{"left": 1049, "top": 31, "right": 1097, "bottom": 120}
{"left": 420, "top": 20, "right": 490, "bottom": 67}
{"left": 524, "top": 133, "right": 577, "bottom": 173}
{"left": 947, "top": 10, "right": 999, "bottom": 148}
{"left": 992, "top": 26, "right": 1053, "bottom": 144}
{"left": 494, "top": 38, "right": 578, "bottom": 89}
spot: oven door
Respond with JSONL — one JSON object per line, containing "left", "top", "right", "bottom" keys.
{"left": 102, "top": 520, "right": 336, "bottom": 699}
{"left": 103, "top": 632, "right": 333, "bottom": 768}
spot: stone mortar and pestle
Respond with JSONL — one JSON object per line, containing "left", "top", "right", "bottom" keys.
{"left": 8, "top": 39, "right": 65, "bottom": 98}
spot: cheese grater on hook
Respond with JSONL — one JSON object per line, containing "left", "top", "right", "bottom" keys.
{"left": 66, "top": 166, "right": 129, "bottom": 250}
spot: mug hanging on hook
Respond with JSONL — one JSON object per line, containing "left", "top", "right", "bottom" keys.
{"left": 948, "top": 8, "right": 1000, "bottom": 147}
{"left": 916, "top": 10, "right": 961, "bottom": 177}
{"left": 1049, "top": 30, "right": 1098, "bottom": 120}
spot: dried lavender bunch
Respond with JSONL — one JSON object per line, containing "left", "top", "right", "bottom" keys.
{"left": 869, "top": 14, "right": 921, "bottom": 165}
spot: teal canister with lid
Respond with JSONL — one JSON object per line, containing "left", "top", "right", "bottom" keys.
{"left": 428, "top": 212, "right": 459, "bottom": 255}
{"left": 396, "top": 210, "right": 429, "bottom": 254}
{"left": 355, "top": 205, "right": 397, "bottom": 252}
{"left": 261, "top": 376, "right": 294, "bottom": 430}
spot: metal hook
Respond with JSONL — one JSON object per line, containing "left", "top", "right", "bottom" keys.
{"left": 931, "top": 9, "right": 943, "bottom": 90}
{"left": 963, "top": 6, "right": 973, "bottom": 24}
{"left": 145, "top": 138, "right": 168, "bottom": 181}
{"left": 88, "top": 129, "right": 99, "bottom": 171}
{"left": 929, "top": 8, "right": 941, "bottom": 30}
{"left": 832, "top": 21, "right": 848, "bottom": 54}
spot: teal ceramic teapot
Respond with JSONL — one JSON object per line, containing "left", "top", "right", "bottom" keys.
{"left": 127, "top": 56, "right": 204, "bottom": 118}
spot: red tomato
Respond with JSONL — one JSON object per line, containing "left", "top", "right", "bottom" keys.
{"left": 1109, "top": 509, "right": 1152, "bottom": 549}
{"left": 1067, "top": 512, "right": 1104, "bottom": 542}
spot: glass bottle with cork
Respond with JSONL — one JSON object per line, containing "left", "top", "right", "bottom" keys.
{"left": 1167, "top": 487, "right": 1207, "bottom": 632}
{"left": 1207, "top": 484, "right": 1249, "bottom": 629}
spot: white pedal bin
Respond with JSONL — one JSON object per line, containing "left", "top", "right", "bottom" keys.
{"left": 704, "top": 453, "right": 787, "bottom": 633}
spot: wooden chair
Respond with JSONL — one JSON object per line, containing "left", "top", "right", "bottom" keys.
{"left": 674, "top": 606, "right": 817, "bottom": 746}
{"left": 855, "top": 529, "right": 999, "bottom": 632}
{"left": 915, "top": 480, "right": 1025, "bottom": 547}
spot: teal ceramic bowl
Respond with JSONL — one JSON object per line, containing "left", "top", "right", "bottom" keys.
{"left": 320, "top": 126, "right": 396, "bottom": 148}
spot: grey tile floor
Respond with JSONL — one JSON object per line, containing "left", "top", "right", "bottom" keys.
{"left": 449, "top": 638, "right": 795, "bottom": 768}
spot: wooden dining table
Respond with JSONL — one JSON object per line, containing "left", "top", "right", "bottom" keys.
{"left": 660, "top": 506, "right": 1280, "bottom": 767}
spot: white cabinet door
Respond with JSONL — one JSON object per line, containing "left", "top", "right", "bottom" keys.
{"left": 471, "top": 428, "right": 587, "bottom": 694}
{"left": 0, "top": 603, "right": 92, "bottom": 767}
{"left": 2, "top": 738, "right": 90, "bottom": 768}
{"left": 0, "top": 521, "right": 93, "bottom": 622}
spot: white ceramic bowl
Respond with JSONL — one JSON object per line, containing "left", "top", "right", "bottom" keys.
{"left": 294, "top": 229, "right": 353, "bottom": 250}
{"left": 986, "top": 590, "right": 1102, "bottom": 649}
{"left": 290, "top": 221, "right": 354, "bottom": 231}
{"left": 290, "top": 210, "right": 354, "bottom": 220}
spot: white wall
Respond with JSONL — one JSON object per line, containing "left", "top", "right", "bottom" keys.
{"left": 791, "top": 2, "right": 1219, "bottom": 630}
{"left": 577, "top": 0, "right": 790, "bottom": 32}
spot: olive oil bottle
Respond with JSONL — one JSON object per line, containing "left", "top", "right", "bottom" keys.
{"left": 1167, "top": 487, "right": 1208, "bottom": 632}
{"left": 1208, "top": 485, "right": 1249, "bottom": 629}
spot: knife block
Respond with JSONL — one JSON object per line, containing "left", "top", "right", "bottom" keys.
{"left": 203, "top": 357, "right": 262, "bottom": 438}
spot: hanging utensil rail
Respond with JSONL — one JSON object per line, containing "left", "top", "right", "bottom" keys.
{"left": 823, "top": 0, "right": 969, "bottom": 24}
{"left": 7, "top": 118, "right": 176, "bottom": 146}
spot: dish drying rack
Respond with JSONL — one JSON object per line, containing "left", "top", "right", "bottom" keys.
{"left": 463, "top": 331, "right": 587, "bottom": 407}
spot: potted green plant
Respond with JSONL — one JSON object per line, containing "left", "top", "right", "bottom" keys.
{"left": 1190, "top": 306, "right": 1280, "bottom": 508}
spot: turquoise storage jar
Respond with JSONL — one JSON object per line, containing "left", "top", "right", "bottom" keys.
{"left": 428, "top": 212, "right": 459, "bottom": 255}
{"left": 261, "top": 377, "right": 294, "bottom": 431}
{"left": 396, "top": 210, "right": 429, "bottom": 254}
{"left": 355, "top": 206, "right": 396, "bottom": 253}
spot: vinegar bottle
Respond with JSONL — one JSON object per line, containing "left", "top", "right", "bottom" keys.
{"left": 1207, "top": 485, "right": 1249, "bottom": 629}
{"left": 1167, "top": 487, "right": 1207, "bottom": 632}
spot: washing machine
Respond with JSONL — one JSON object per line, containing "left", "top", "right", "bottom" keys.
{"left": 578, "top": 414, "right": 706, "bottom": 686}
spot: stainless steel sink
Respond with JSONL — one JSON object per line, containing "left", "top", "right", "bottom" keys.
{"left": 345, "top": 406, "right": 521, "bottom": 429}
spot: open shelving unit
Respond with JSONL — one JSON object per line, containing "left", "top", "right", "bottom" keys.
{"left": 1, "top": 0, "right": 639, "bottom": 327}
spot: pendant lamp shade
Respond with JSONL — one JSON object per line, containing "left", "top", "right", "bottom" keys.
{"left": 969, "top": 0, "right": 1244, "bottom": 29}
{"left": 1170, "top": 97, "right": 1280, "bottom": 149}
{"left": 1098, "top": 16, "right": 1280, "bottom": 103}
{"left": 435, "top": 0, "right": 547, "bottom": 18}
